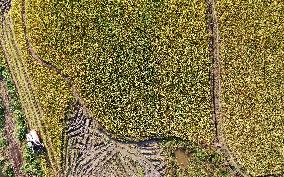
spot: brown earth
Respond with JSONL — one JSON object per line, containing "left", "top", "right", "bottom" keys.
{"left": 174, "top": 149, "right": 190, "bottom": 169}
{"left": 0, "top": 81, "right": 24, "bottom": 177}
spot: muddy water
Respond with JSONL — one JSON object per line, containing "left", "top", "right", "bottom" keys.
{"left": 174, "top": 149, "right": 190, "bottom": 169}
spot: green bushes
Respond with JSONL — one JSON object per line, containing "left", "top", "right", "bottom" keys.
{"left": 0, "top": 74, "right": 15, "bottom": 177}
{"left": 14, "top": 110, "right": 28, "bottom": 142}
{"left": 0, "top": 62, "right": 42, "bottom": 176}
{"left": 0, "top": 159, "right": 15, "bottom": 177}
{"left": 0, "top": 65, "right": 27, "bottom": 142}
{"left": 0, "top": 97, "right": 7, "bottom": 149}
{"left": 0, "top": 97, "right": 4, "bottom": 129}
{"left": 21, "top": 145, "right": 44, "bottom": 177}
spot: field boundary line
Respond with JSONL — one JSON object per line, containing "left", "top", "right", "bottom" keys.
{"left": 206, "top": 0, "right": 250, "bottom": 176}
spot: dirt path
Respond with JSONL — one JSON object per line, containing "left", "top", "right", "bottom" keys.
{"left": 206, "top": 0, "right": 249, "bottom": 176}
{"left": 0, "top": 81, "right": 24, "bottom": 177}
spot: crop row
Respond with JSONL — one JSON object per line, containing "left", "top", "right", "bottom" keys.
{"left": 24, "top": 0, "right": 214, "bottom": 144}
{"left": 217, "top": 0, "right": 284, "bottom": 176}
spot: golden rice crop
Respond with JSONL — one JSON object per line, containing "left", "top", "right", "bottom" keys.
{"left": 24, "top": 0, "right": 214, "bottom": 144}
{"left": 217, "top": 0, "right": 284, "bottom": 175}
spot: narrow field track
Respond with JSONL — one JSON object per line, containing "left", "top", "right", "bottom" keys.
{"left": 206, "top": 0, "right": 248, "bottom": 176}
{"left": 0, "top": 81, "right": 24, "bottom": 177}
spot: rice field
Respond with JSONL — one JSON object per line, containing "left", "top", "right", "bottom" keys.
{"left": 0, "top": 0, "right": 283, "bottom": 176}
{"left": 24, "top": 0, "right": 214, "bottom": 143}
{"left": 217, "top": 0, "right": 284, "bottom": 175}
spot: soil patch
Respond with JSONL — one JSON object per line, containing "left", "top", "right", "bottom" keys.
{"left": 174, "top": 149, "right": 190, "bottom": 169}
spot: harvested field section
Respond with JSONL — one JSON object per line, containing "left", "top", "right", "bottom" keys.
{"left": 63, "top": 101, "right": 167, "bottom": 177}
{"left": 217, "top": 0, "right": 284, "bottom": 176}
{"left": 24, "top": 0, "right": 214, "bottom": 144}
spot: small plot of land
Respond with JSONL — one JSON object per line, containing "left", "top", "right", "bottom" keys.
{"left": 217, "top": 0, "right": 284, "bottom": 176}
{"left": 164, "top": 140, "right": 240, "bottom": 177}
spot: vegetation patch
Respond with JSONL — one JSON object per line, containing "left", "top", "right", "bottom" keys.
{"left": 217, "top": 0, "right": 284, "bottom": 176}
{"left": 162, "top": 139, "right": 231, "bottom": 177}
{"left": 0, "top": 76, "right": 15, "bottom": 177}
{"left": 24, "top": 0, "right": 214, "bottom": 143}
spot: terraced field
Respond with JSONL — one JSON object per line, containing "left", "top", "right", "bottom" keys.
{"left": 0, "top": 0, "right": 283, "bottom": 176}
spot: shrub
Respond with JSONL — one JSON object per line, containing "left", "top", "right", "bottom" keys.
{"left": 0, "top": 137, "right": 7, "bottom": 149}
{"left": 22, "top": 145, "right": 44, "bottom": 177}
{"left": 0, "top": 97, "right": 4, "bottom": 129}
{"left": 5, "top": 166, "right": 15, "bottom": 177}
{"left": 13, "top": 110, "right": 27, "bottom": 142}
